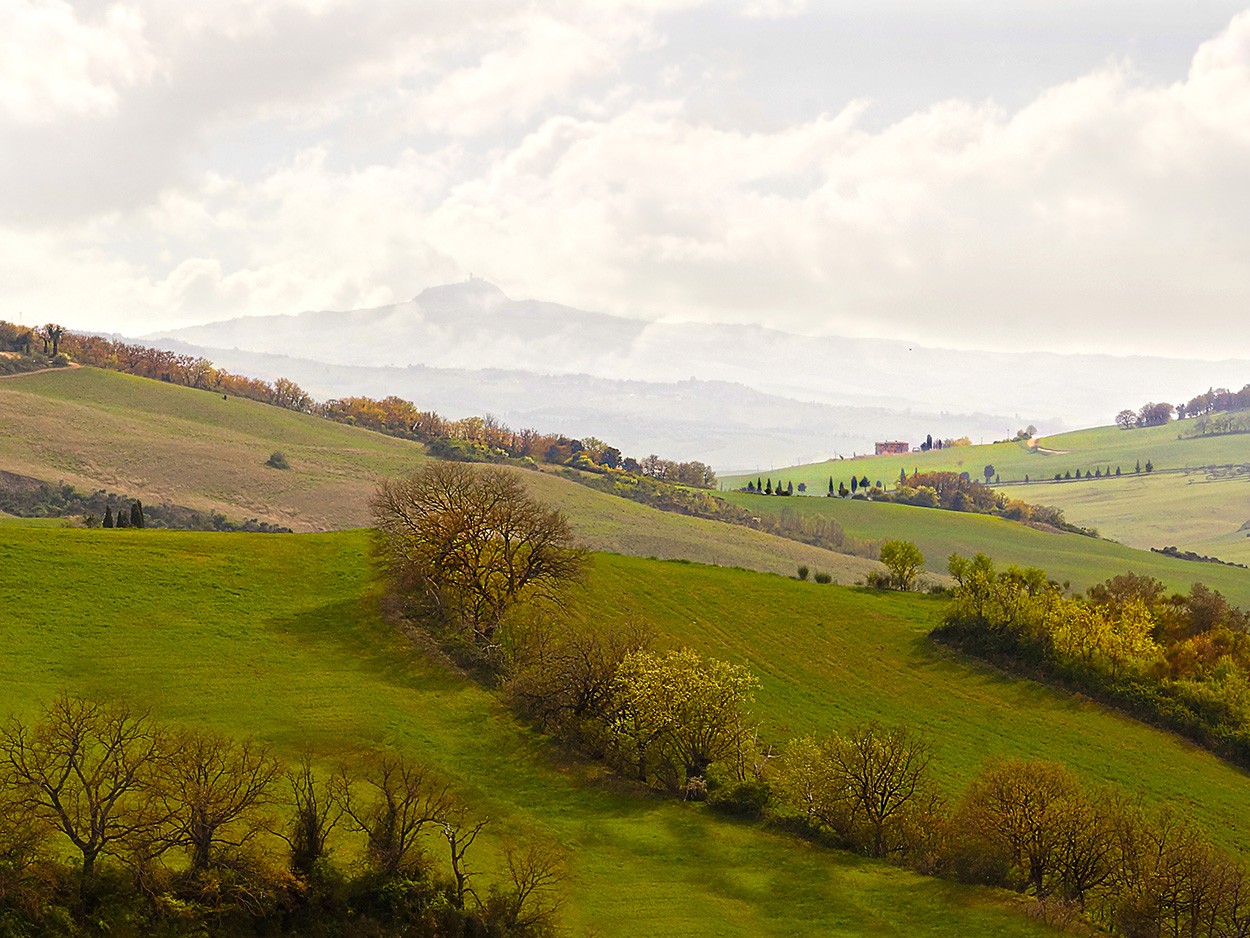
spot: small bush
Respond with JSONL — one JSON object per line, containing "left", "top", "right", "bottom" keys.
{"left": 813, "top": 572, "right": 832, "bottom": 584}
{"left": 266, "top": 451, "right": 290, "bottom": 470}
{"left": 797, "top": 565, "right": 810, "bottom": 581}
{"left": 707, "top": 778, "right": 771, "bottom": 818}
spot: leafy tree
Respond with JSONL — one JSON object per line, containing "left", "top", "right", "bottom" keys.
{"left": 612, "top": 648, "right": 757, "bottom": 787}
{"left": 879, "top": 540, "right": 924, "bottom": 591}
{"left": 1116, "top": 409, "right": 1138, "bottom": 430}
{"left": 776, "top": 723, "right": 938, "bottom": 859}
{"left": 952, "top": 759, "right": 1084, "bottom": 898}
{"left": 983, "top": 464, "right": 995, "bottom": 483}
{"left": 860, "top": 475, "right": 869, "bottom": 490}
{"left": 1144, "top": 459, "right": 1153, "bottom": 472}
{"left": 838, "top": 482, "right": 849, "bottom": 497}
{"left": 371, "top": 463, "right": 585, "bottom": 648}
{"left": 797, "top": 482, "right": 806, "bottom": 493}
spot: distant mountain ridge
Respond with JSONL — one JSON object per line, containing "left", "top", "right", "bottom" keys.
{"left": 144, "top": 279, "right": 1250, "bottom": 469}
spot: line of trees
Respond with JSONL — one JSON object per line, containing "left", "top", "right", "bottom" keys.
{"left": 1117, "top": 383, "right": 1250, "bottom": 428}
{"left": 26, "top": 323, "right": 716, "bottom": 490}
{"left": 0, "top": 693, "right": 565, "bottom": 937}
{"left": 773, "top": 722, "right": 1250, "bottom": 937}
{"left": 935, "top": 554, "right": 1250, "bottom": 767}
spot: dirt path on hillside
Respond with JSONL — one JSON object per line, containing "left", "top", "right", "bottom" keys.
{"left": 1024, "top": 437, "right": 1069, "bottom": 455}
{"left": 0, "top": 363, "right": 80, "bottom": 380}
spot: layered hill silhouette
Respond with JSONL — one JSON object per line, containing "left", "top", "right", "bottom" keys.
{"left": 144, "top": 279, "right": 1250, "bottom": 470}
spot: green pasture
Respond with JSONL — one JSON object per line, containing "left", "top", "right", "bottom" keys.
{"left": 1013, "top": 467, "right": 1250, "bottom": 565}
{"left": 723, "top": 420, "right": 1249, "bottom": 490}
{"left": 0, "top": 526, "right": 1052, "bottom": 937}
{"left": 715, "top": 490, "right": 1250, "bottom": 607}
{"left": 576, "top": 555, "right": 1250, "bottom": 861}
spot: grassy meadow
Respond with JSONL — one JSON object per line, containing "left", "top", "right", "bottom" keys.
{"left": 717, "top": 489, "right": 1250, "bottom": 607}
{"left": 0, "top": 524, "right": 1055, "bottom": 937}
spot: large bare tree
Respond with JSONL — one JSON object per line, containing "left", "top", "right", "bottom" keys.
{"left": 371, "top": 462, "right": 585, "bottom": 648}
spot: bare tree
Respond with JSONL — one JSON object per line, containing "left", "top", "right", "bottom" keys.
{"left": 484, "top": 839, "right": 567, "bottom": 935}
{"left": 283, "top": 753, "right": 342, "bottom": 876}
{"left": 159, "top": 730, "right": 282, "bottom": 874}
{"left": 0, "top": 693, "right": 167, "bottom": 898}
{"left": 438, "top": 801, "right": 487, "bottom": 910}
{"left": 372, "top": 463, "right": 586, "bottom": 648}
{"left": 334, "top": 754, "right": 452, "bottom": 879}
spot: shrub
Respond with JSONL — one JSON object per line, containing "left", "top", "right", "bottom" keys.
{"left": 813, "top": 572, "right": 832, "bottom": 584}
{"left": 266, "top": 451, "right": 291, "bottom": 470}
{"left": 797, "top": 565, "right": 810, "bottom": 581}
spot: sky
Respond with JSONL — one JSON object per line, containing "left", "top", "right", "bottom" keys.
{"left": 2, "top": 0, "right": 1249, "bottom": 358}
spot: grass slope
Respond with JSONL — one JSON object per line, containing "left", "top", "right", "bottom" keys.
{"left": 0, "top": 527, "right": 1050, "bottom": 938}
{"left": 0, "top": 367, "right": 873, "bottom": 580}
{"left": 717, "top": 490, "right": 1250, "bottom": 607}
{"left": 576, "top": 555, "right": 1250, "bottom": 862}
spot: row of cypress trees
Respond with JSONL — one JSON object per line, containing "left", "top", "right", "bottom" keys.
{"left": 101, "top": 501, "right": 144, "bottom": 528}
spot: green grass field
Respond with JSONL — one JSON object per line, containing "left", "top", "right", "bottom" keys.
{"left": 0, "top": 367, "right": 874, "bottom": 581}
{"left": 0, "top": 526, "right": 1055, "bottom": 937}
{"left": 717, "top": 490, "right": 1250, "bottom": 607}
{"left": 724, "top": 421, "right": 1250, "bottom": 493}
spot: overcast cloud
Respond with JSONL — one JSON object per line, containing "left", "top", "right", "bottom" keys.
{"left": 2, "top": 0, "right": 1248, "bottom": 358}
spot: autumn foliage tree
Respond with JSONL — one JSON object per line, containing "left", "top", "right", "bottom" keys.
{"left": 371, "top": 463, "right": 586, "bottom": 650}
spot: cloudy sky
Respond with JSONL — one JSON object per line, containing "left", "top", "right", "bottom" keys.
{"left": 2, "top": 0, "right": 1248, "bottom": 358}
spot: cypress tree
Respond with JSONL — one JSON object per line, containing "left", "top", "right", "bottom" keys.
{"left": 116, "top": 507, "right": 128, "bottom": 528}
{"left": 786, "top": 481, "right": 793, "bottom": 495}
{"left": 860, "top": 475, "right": 869, "bottom": 490}
{"left": 828, "top": 477, "right": 834, "bottom": 496}
{"left": 850, "top": 476, "right": 858, "bottom": 494}
{"left": 765, "top": 479, "right": 773, "bottom": 495}
{"left": 131, "top": 500, "right": 145, "bottom": 528}
{"left": 103, "top": 506, "right": 114, "bottom": 528}
{"left": 747, "top": 481, "right": 755, "bottom": 493}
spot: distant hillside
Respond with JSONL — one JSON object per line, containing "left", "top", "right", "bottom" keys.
{"left": 0, "top": 366, "right": 877, "bottom": 581}
{"left": 148, "top": 341, "right": 1017, "bottom": 471}
{"left": 726, "top": 420, "right": 1250, "bottom": 567}
{"left": 144, "top": 279, "right": 1250, "bottom": 468}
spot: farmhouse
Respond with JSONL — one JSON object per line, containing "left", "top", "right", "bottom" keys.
{"left": 874, "top": 440, "right": 910, "bottom": 456}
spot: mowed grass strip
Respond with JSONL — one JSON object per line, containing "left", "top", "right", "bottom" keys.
{"left": 0, "top": 526, "right": 1054, "bottom": 937}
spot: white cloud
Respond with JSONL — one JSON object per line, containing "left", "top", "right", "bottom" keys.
{"left": 738, "top": 0, "right": 807, "bottom": 20}
{"left": 0, "top": 1, "right": 161, "bottom": 123}
{"left": 2, "top": 3, "right": 1250, "bottom": 362}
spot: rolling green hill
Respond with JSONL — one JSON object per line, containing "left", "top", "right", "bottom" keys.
{"left": 716, "top": 490, "right": 1250, "bottom": 607}
{"left": 723, "top": 420, "right": 1250, "bottom": 572}
{"left": 0, "top": 525, "right": 1055, "bottom": 937}
{"left": 0, "top": 366, "right": 876, "bottom": 581}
